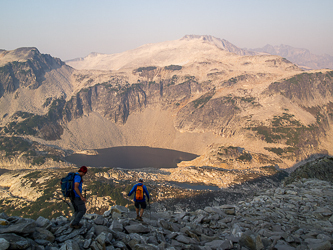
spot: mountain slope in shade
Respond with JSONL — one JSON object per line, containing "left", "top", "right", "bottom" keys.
{"left": 250, "top": 44, "right": 333, "bottom": 70}
{"left": 65, "top": 35, "right": 258, "bottom": 71}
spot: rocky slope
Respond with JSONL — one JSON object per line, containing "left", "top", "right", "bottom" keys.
{"left": 0, "top": 156, "right": 332, "bottom": 249}
{"left": 0, "top": 161, "right": 287, "bottom": 220}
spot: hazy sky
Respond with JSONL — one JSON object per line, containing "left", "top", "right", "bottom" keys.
{"left": 1, "top": 0, "right": 332, "bottom": 61}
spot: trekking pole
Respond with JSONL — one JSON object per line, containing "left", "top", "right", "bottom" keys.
{"left": 55, "top": 196, "right": 73, "bottom": 210}
{"left": 54, "top": 194, "right": 75, "bottom": 221}
{"left": 84, "top": 189, "right": 87, "bottom": 199}
{"left": 149, "top": 199, "right": 151, "bottom": 220}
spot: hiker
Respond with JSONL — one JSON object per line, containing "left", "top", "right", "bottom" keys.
{"left": 128, "top": 178, "right": 150, "bottom": 221}
{"left": 70, "top": 166, "right": 88, "bottom": 229}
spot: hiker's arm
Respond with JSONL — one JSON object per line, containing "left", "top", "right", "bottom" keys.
{"left": 74, "top": 182, "right": 86, "bottom": 202}
{"left": 128, "top": 186, "right": 135, "bottom": 196}
{"left": 144, "top": 186, "right": 150, "bottom": 201}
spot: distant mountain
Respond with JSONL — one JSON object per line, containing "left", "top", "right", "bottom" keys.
{"left": 65, "top": 35, "right": 258, "bottom": 71}
{"left": 250, "top": 44, "right": 333, "bottom": 70}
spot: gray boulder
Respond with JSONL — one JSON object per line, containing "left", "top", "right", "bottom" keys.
{"left": 111, "top": 205, "right": 129, "bottom": 214}
{"left": 56, "top": 226, "right": 87, "bottom": 242}
{"left": 0, "top": 219, "right": 36, "bottom": 234}
{"left": 175, "top": 234, "right": 194, "bottom": 244}
{"left": 36, "top": 216, "right": 51, "bottom": 228}
{"left": 0, "top": 233, "right": 30, "bottom": 249}
{"left": 32, "top": 227, "right": 55, "bottom": 242}
{"left": 133, "top": 244, "right": 159, "bottom": 250}
{"left": 90, "top": 240, "right": 104, "bottom": 250}
{"left": 59, "top": 239, "right": 80, "bottom": 250}
{"left": 110, "top": 219, "right": 124, "bottom": 232}
{"left": 93, "top": 224, "right": 112, "bottom": 236}
{"left": 95, "top": 231, "right": 112, "bottom": 246}
{"left": 125, "top": 224, "right": 150, "bottom": 234}
{"left": 0, "top": 238, "right": 10, "bottom": 250}
{"left": 205, "top": 239, "right": 232, "bottom": 250}
{"left": 239, "top": 233, "right": 256, "bottom": 250}
{"left": 306, "top": 240, "right": 331, "bottom": 250}
{"left": 94, "top": 215, "right": 105, "bottom": 225}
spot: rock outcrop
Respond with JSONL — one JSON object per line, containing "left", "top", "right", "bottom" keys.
{"left": 284, "top": 155, "right": 333, "bottom": 185}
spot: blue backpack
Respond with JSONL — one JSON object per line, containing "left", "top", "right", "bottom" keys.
{"left": 60, "top": 172, "right": 79, "bottom": 198}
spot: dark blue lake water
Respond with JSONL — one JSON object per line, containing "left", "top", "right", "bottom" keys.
{"left": 65, "top": 146, "right": 199, "bottom": 169}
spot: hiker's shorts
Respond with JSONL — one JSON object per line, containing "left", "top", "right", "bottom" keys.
{"left": 135, "top": 201, "right": 147, "bottom": 209}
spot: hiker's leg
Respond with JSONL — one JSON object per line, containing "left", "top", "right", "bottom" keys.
{"left": 71, "top": 198, "right": 86, "bottom": 226}
{"left": 139, "top": 201, "right": 147, "bottom": 217}
{"left": 70, "top": 199, "right": 78, "bottom": 222}
{"left": 140, "top": 208, "right": 144, "bottom": 217}
{"left": 135, "top": 201, "right": 140, "bottom": 219}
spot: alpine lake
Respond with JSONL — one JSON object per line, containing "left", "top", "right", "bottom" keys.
{"left": 65, "top": 146, "right": 198, "bottom": 169}
{"left": 65, "top": 146, "right": 220, "bottom": 191}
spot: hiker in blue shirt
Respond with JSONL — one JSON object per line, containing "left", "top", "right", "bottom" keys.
{"left": 128, "top": 178, "right": 150, "bottom": 221}
{"left": 70, "top": 166, "right": 88, "bottom": 229}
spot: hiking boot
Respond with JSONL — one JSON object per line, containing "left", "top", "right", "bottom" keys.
{"left": 70, "top": 223, "right": 82, "bottom": 229}
{"left": 138, "top": 216, "right": 143, "bottom": 221}
{"left": 136, "top": 215, "right": 140, "bottom": 220}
